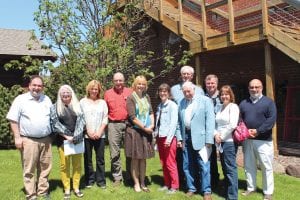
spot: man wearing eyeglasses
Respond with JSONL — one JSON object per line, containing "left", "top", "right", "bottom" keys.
{"left": 6, "top": 75, "right": 53, "bottom": 200}
{"left": 239, "top": 79, "right": 277, "bottom": 200}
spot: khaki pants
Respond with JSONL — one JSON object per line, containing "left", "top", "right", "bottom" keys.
{"left": 21, "top": 136, "right": 52, "bottom": 200}
{"left": 58, "top": 147, "right": 82, "bottom": 191}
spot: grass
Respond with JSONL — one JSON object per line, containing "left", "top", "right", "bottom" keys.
{"left": 0, "top": 146, "right": 299, "bottom": 200}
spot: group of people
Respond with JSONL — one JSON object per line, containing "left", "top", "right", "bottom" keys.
{"left": 6, "top": 65, "right": 277, "bottom": 200}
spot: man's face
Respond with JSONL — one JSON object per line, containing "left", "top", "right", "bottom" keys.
{"left": 182, "top": 86, "right": 195, "bottom": 100}
{"left": 248, "top": 79, "right": 263, "bottom": 99}
{"left": 205, "top": 78, "right": 218, "bottom": 95}
{"left": 181, "top": 71, "right": 193, "bottom": 82}
{"left": 113, "top": 74, "right": 125, "bottom": 90}
{"left": 28, "top": 78, "right": 43, "bottom": 99}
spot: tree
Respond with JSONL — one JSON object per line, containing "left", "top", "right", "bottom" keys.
{"left": 34, "top": 0, "right": 191, "bottom": 99}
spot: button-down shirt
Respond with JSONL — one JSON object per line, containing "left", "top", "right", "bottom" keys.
{"left": 104, "top": 87, "right": 132, "bottom": 121}
{"left": 6, "top": 92, "right": 52, "bottom": 138}
{"left": 184, "top": 98, "right": 195, "bottom": 130}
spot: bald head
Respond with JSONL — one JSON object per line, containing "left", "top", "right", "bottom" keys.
{"left": 248, "top": 79, "right": 263, "bottom": 99}
{"left": 113, "top": 72, "right": 125, "bottom": 90}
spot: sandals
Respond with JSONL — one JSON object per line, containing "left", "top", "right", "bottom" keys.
{"left": 141, "top": 185, "right": 150, "bottom": 193}
{"left": 74, "top": 190, "right": 84, "bottom": 198}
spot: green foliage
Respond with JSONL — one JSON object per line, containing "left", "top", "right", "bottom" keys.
{"left": 0, "top": 85, "right": 25, "bottom": 146}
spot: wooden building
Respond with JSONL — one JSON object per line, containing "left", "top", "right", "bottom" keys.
{"left": 0, "top": 28, "right": 57, "bottom": 87}
{"left": 117, "top": 0, "right": 300, "bottom": 152}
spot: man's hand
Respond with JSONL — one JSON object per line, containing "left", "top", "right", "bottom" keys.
{"left": 214, "top": 133, "right": 222, "bottom": 144}
{"left": 177, "top": 141, "right": 183, "bottom": 148}
{"left": 249, "top": 129, "right": 257, "bottom": 138}
{"left": 14, "top": 136, "right": 23, "bottom": 150}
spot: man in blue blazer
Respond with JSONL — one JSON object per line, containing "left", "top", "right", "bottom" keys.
{"left": 176, "top": 81, "right": 215, "bottom": 200}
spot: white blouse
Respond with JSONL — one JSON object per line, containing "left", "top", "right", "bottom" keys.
{"left": 214, "top": 102, "right": 240, "bottom": 142}
{"left": 80, "top": 97, "right": 108, "bottom": 138}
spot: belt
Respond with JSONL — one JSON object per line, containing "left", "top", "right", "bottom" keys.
{"left": 109, "top": 120, "right": 126, "bottom": 123}
{"left": 21, "top": 135, "right": 50, "bottom": 139}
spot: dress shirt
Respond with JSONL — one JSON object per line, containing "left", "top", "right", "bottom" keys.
{"left": 6, "top": 92, "right": 52, "bottom": 138}
{"left": 184, "top": 99, "right": 195, "bottom": 130}
{"left": 104, "top": 87, "right": 132, "bottom": 121}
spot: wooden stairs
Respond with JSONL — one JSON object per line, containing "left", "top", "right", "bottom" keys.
{"left": 117, "top": 0, "right": 300, "bottom": 63}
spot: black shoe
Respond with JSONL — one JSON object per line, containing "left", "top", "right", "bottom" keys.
{"left": 63, "top": 193, "right": 71, "bottom": 200}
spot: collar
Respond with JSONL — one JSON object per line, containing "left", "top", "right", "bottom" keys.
{"left": 206, "top": 90, "right": 219, "bottom": 98}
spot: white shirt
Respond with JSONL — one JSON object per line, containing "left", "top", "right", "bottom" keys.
{"left": 215, "top": 103, "right": 240, "bottom": 142}
{"left": 6, "top": 92, "right": 52, "bottom": 138}
{"left": 80, "top": 97, "right": 108, "bottom": 138}
{"left": 184, "top": 99, "right": 195, "bottom": 130}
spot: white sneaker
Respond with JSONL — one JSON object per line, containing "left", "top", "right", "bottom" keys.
{"left": 158, "top": 186, "right": 169, "bottom": 191}
{"left": 166, "top": 188, "right": 177, "bottom": 194}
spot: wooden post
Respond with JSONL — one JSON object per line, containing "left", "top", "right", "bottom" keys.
{"left": 264, "top": 42, "right": 278, "bottom": 156}
{"left": 200, "top": 0, "right": 208, "bottom": 49}
{"left": 261, "top": 0, "right": 269, "bottom": 36}
{"left": 195, "top": 54, "right": 202, "bottom": 86}
{"left": 159, "top": 0, "right": 164, "bottom": 22}
{"left": 178, "top": 0, "right": 183, "bottom": 35}
{"left": 228, "top": 0, "right": 235, "bottom": 44}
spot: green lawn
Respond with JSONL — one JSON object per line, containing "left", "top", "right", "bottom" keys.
{"left": 0, "top": 147, "right": 299, "bottom": 200}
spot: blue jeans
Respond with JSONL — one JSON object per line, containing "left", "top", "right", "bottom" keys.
{"left": 220, "top": 142, "right": 238, "bottom": 200}
{"left": 183, "top": 133, "right": 211, "bottom": 194}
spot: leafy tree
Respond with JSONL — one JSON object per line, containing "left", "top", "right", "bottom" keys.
{"left": 33, "top": 0, "right": 191, "bottom": 98}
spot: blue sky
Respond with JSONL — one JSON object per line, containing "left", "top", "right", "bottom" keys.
{"left": 0, "top": 0, "right": 39, "bottom": 32}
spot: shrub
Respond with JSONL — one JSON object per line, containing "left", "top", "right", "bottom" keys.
{"left": 0, "top": 84, "right": 24, "bottom": 147}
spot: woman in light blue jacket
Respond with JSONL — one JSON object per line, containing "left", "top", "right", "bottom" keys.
{"left": 155, "top": 83, "right": 179, "bottom": 194}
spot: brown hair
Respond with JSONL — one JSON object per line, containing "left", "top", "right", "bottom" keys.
{"left": 220, "top": 85, "right": 235, "bottom": 103}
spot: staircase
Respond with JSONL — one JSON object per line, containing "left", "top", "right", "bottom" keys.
{"left": 118, "top": 0, "right": 300, "bottom": 63}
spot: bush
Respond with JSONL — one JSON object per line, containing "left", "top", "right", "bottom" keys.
{"left": 0, "top": 84, "right": 24, "bottom": 147}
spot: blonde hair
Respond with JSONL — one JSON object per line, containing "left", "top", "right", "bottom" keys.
{"left": 56, "top": 85, "right": 82, "bottom": 116}
{"left": 86, "top": 80, "right": 101, "bottom": 99}
{"left": 132, "top": 75, "right": 148, "bottom": 91}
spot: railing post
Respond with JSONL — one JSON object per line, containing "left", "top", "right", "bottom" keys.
{"left": 261, "top": 0, "right": 269, "bottom": 36}
{"left": 228, "top": 0, "right": 235, "bottom": 44}
{"left": 200, "top": 0, "right": 207, "bottom": 49}
{"left": 159, "top": 0, "right": 164, "bottom": 22}
{"left": 178, "top": 0, "right": 183, "bottom": 35}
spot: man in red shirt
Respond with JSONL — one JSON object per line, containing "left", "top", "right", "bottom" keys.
{"left": 104, "top": 72, "right": 133, "bottom": 186}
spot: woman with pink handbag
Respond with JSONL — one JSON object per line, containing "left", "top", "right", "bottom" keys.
{"left": 214, "top": 85, "right": 239, "bottom": 200}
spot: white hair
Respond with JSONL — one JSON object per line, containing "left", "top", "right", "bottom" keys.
{"left": 180, "top": 65, "right": 194, "bottom": 74}
{"left": 56, "top": 85, "right": 82, "bottom": 116}
{"left": 182, "top": 81, "right": 195, "bottom": 90}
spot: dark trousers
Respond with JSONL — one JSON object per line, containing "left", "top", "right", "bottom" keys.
{"left": 84, "top": 138, "right": 106, "bottom": 186}
{"left": 210, "top": 144, "right": 220, "bottom": 188}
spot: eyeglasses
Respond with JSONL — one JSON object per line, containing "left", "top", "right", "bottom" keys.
{"left": 62, "top": 95, "right": 71, "bottom": 98}
{"left": 249, "top": 86, "right": 261, "bottom": 89}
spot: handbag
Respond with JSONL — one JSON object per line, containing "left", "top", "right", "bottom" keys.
{"left": 233, "top": 120, "right": 250, "bottom": 143}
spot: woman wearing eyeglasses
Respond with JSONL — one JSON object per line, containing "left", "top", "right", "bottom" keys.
{"left": 50, "top": 85, "right": 85, "bottom": 199}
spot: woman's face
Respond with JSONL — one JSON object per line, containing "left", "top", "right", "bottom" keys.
{"left": 159, "top": 89, "right": 169, "bottom": 102}
{"left": 135, "top": 81, "right": 147, "bottom": 93}
{"left": 89, "top": 86, "right": 99, "bottom": 100}
{"left": 60, "top": 89, "right": 72, "bottom": 105}
{"left": 220, "top": 91, "right": 231, "bottom": 105}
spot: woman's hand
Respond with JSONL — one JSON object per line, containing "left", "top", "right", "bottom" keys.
{"left": 144, "top": 127, "right": 153, "bottom": 135}
{"left": 177, "top": 141, "right": 183, "bottom": 148}
{"left": 65, "top": 135, "right": 74, "bottom": 143}
{"left": 214, "top": 133, "right": 222, "bottom": 144}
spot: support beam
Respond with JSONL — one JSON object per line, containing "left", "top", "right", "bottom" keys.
{"left": 178, "top": 0, "right": 183, "bottom": 35}
{"left": 206, "top": 0, "right": 228, "bottom": 10}
{"left": 159, "top": 0, "right": 164, "bottom": 22}
{"left": 195, "top": 54, "right": 202, "bottom": 86}
{"left": 228, "top": 0, "right": 235, "bottom": 44}
{"left": 264, "top": 42, "right": 278, "bottom": 156}
{"left": 200, "top": 0, "right": 208, "bottom": 49}
{"left": 261, "top": 0, "right": 269, "bottom": 36}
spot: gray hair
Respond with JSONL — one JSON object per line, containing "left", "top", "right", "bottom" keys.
{"left": 182, "top": 81, "right": 195, "bottom": 90}
{"left": 205, "top": 74, "right": 219, "bottom": 84}
{"left": 56, "top": 85, "right": 82, "bottom": 116}
{"left": 180, "top": 65, "right": 194, "bottom": 74}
